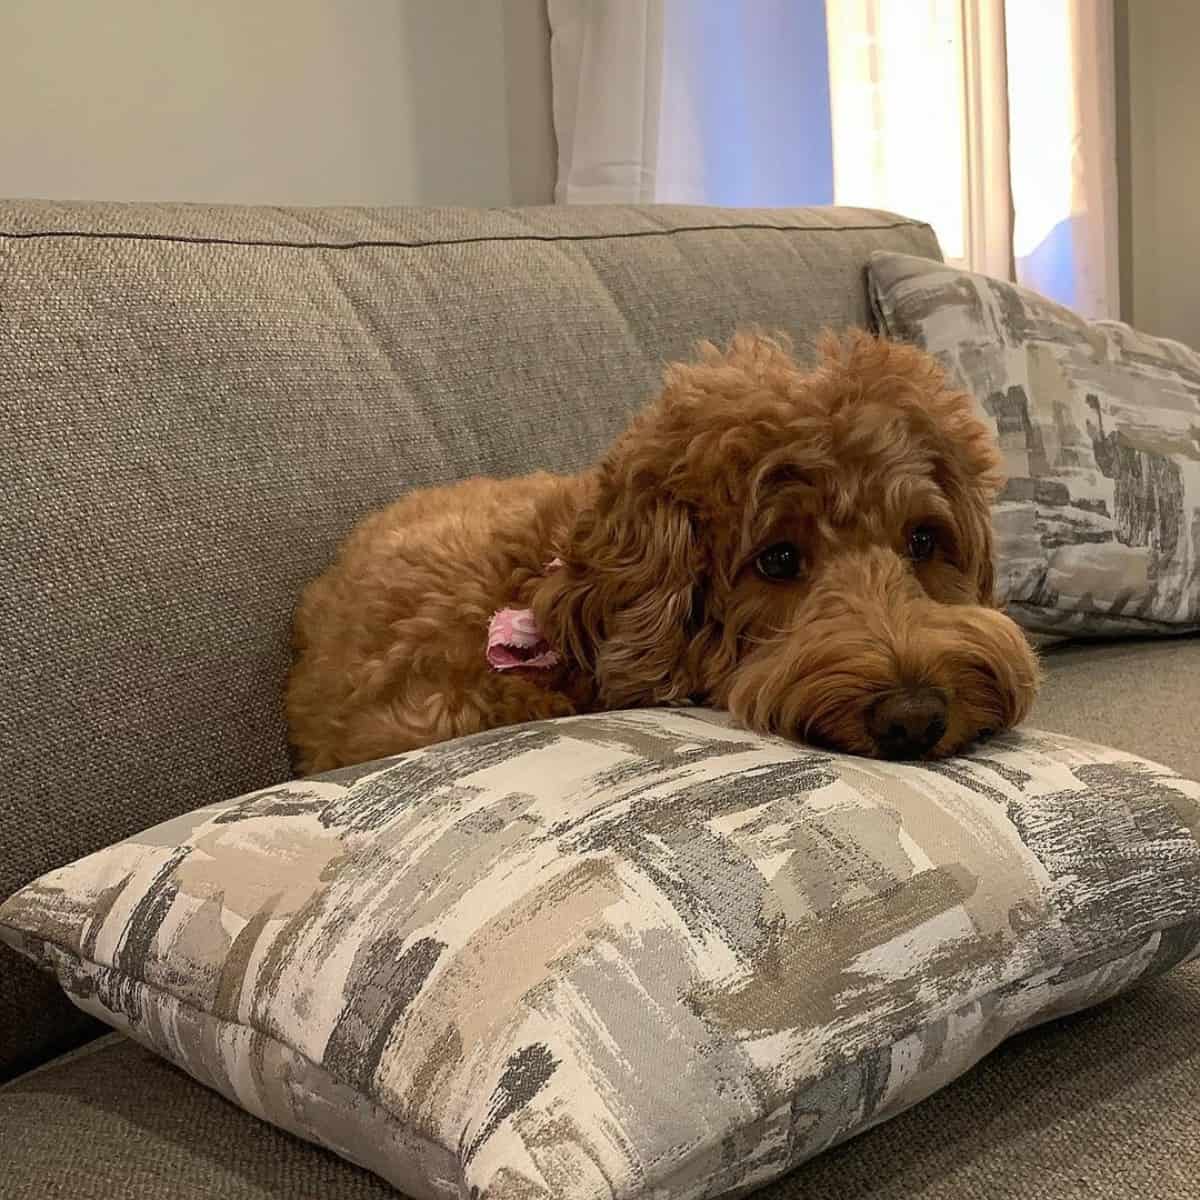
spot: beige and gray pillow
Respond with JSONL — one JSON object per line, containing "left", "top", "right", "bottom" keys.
{"left": 869, "top": 250, "right": 1200, "bottom": 637}
{"left": 4, "top": 708, "right": 1200, "bottom": 1198}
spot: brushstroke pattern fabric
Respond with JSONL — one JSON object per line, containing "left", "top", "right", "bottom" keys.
{"left": 869, "top": 250, "right": 1200, "bottom": 636}
{"left": 4, "top": 708, "right": 1200, "bottom": 1199}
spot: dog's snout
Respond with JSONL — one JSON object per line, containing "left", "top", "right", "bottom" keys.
{"left": 868, "top": 687, "right": 948, "bottom": 759}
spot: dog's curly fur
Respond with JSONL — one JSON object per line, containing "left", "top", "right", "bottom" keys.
{"left": 288, "top": 330, "right": 1039, "bottom": 773}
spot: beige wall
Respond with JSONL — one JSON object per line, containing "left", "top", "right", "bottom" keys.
{"left": 1117, "top": 0, "right": 1200, "bottom": 347}
{"left": 0, "top": 0, "right": 555, "bottom": 207}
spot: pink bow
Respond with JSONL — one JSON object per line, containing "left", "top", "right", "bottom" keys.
{"left": 486, "top": 559, "right": 564, "bottom": 672}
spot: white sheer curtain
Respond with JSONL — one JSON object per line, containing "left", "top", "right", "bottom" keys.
{"left": 548, "top": 0, "right": 665, "bottom": 204}
{"left": 825, "top": 0, "right": 1117, "bottom": 316}
{"left": 823, "top": 0, "right": 1013, "bottom": 279}
{"left": 547, "top": 0, "right": 834, "bottom": 207}
{"left": 548, "top": 0, "right": 1118, "bottom": 319}
{"left": 1003, "top": 0, "right": 1119, "bottom": 318}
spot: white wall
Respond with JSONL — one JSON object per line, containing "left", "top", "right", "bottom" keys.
{"left": 1119, "top": 0, "right": 1200, "bottom": 348}
{"left": 0, "top": 0, "right": 556, "bottom": 207}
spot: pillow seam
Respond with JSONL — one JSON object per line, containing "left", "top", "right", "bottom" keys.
{"left": 638, "top": 921, "right": 1193, "bottom": 1182}
{"left": 1, "top": 929, "right": 461, "bottom": 1193}
{"left": 1007, "top": 600, "right": 1200, "bottom": 634}
{"left": 3, "top": 914, "right": 1195, "bottom": 1195}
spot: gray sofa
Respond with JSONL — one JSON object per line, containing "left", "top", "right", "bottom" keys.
{"left": 1, "top": 200, "right": 1197, "bottom": 1199}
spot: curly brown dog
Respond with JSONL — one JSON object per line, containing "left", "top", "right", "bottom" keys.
{"left": 288, "top": 330, "right": 1039, "bottom": 773}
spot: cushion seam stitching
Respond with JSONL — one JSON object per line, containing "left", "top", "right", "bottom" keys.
{"left": 647, "top": 923, "right": 1196, "bottom": 1189}
{"left": 1009, "top": 601, "right": 1200, "bottom": 632}
{"left": 0, "top": 218, "right": 933, "bottom": 253}
{"left": 0, "top": 929, "right": 460, "bottom": 1190}
{"left": 2, "top": 914, "right": 1193, "bottom": 1193}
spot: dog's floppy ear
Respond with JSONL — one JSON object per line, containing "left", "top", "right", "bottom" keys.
{"left": 536, "top": 468, "right": 703, "bottom": 708}
{"left": 820, "top": 330, "right": 1003, "bottom": 605}
{"left": 976, "top": 542, "right": 997, "bottom": 606}
{"left": 921, "top": 385, "right": 1003, "bottom": 607}
{"left": 957, "top": 493, "right": 998, "bottom": 604}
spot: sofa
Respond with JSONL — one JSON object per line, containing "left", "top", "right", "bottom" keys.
{"left": 1, "top": 200, "right": 1197, "bottom": 1199}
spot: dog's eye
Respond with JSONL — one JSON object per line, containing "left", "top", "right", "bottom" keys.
{"left": 756, "top": 542, "right": 802, "bottom": 581}
{"left": 907, "top": 525, "right": 939, "bottom": 562}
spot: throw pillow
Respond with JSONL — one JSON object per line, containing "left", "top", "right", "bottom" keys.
{"left": 868, "top": 250, "right": 1200, "bottom": 636}
{"left": 4, "top": 708, "right": 1200, "bottom": 1199}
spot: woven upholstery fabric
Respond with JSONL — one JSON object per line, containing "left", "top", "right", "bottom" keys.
{"left": 0, "top": 201, "right": 939, "bottom": 1078}
{"left": 1031, "top": 637, "right": 1200, "bottom": 781}
{"left": 868, "top": 250, "right": 1200, "bottom": 636}
{"left": 0, "top": 1035, "right": 397, "bottom": 1200}
{"left": 5, "top": 708, "right": 1200, "bottom": 1197}
{"left": 3, "top": 962, "right": 1199, "bottom": 1199}
{"left": 1, "top": 645, "right": 1194, "bottom": 1199}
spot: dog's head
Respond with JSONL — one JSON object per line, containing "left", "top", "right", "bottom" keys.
{"left": 536, "top": 330, "right": 1039, "bottom": 759}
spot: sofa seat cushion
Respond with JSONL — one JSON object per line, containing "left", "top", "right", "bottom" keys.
{"left": 0, "top": 1034, "right": 396, "bottom": 1199}
{"left": 4, "top": 962, "right": 1200, "bottom": 1200}
{"left": 1032, "top": 637, "right": 1200, "bottom": 779}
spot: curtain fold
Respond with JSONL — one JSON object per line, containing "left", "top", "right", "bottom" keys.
{"left": 824, "top": 0, "right": 973, "bottom": 264}
{"left": 548, "top": 0, "right": 834, "bottom": 208}
{"left": 548, "top": 0, "right": 1118, "bottom": 316}
{"left": 548, "top": 0, "right": 665, "bottom": 204}
{"left": 961, "top": 0, "right": 1015, "bottom": 282}
{"left": 1006, "top": 0, "right": 1119, "bottom": 317}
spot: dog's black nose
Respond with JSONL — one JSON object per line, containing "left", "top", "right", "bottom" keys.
{"left": 868, "top": 688, "right": 949, "bottom": 759}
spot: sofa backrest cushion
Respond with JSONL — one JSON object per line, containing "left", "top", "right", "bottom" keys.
{"left": 0, "top": 201, "right": 939, "bottom": 1076}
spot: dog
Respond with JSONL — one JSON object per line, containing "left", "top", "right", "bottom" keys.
{"left": 287, "top": 330, "right": 1039, "bottom": 774}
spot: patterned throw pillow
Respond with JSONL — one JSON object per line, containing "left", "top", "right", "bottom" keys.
{"left": 869, "top": 250, "right": 1200, "bottom": 636}
{"left": 4, "top": 709, "right": 1200, "bottom": 1199}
